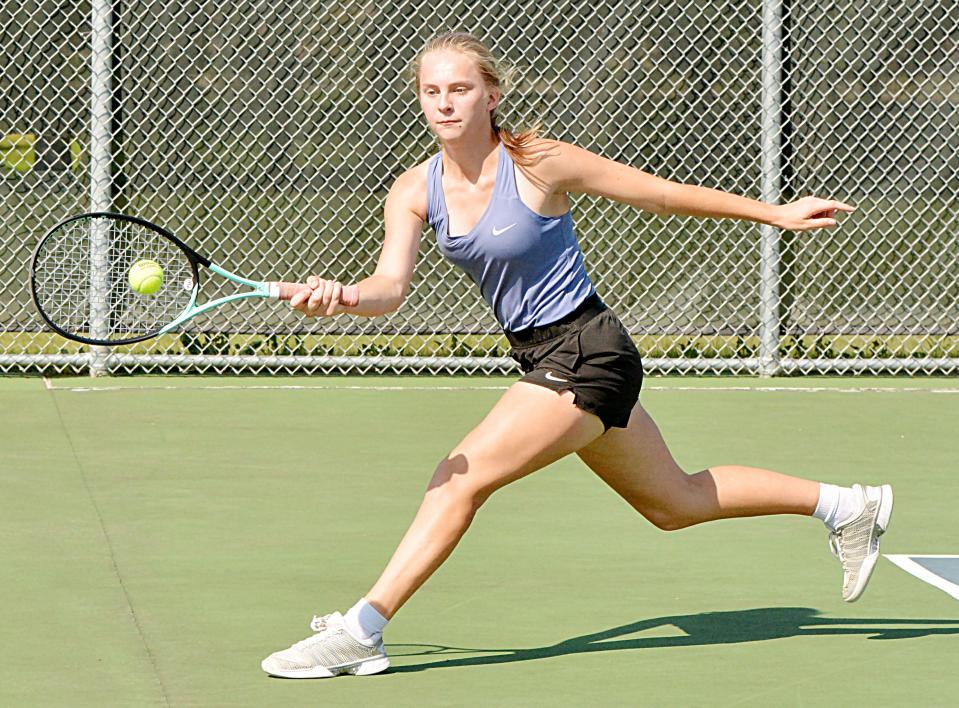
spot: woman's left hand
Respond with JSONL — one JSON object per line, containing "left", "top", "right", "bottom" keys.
{"left": 772, "top": 196, "right": 856, "bottom": 231}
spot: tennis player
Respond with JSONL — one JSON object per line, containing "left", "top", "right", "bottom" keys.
{"left": 261, "top": 32, "right": 893, "bottom": 678}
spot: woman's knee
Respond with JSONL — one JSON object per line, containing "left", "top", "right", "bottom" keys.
{"left": 425, "top": 455, "right": 496, "bottom": 513}
{"left": 629, "top": 472, "right": 706, "bottom": 531}
{"left": 641, "top": 505, "right": 692, "bottom": 532}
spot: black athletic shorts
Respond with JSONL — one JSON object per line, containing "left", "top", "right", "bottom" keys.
{"left": 505, "top": 293, "right": 644, "bottom": 431}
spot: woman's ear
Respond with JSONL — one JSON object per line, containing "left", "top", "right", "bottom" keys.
{"left": 487, "top": 87, "right": 501, "bottom": 111}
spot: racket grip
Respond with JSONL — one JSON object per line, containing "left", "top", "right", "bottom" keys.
{"left": 270, "top": 281, "right": 312, "bottom": 301}
{"left": 270, "top": 281, "right": 360, "bottom": 307}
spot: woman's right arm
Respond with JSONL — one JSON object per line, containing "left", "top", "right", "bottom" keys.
{"left": 291, "top": 168, "right": 426, "bottom": 318}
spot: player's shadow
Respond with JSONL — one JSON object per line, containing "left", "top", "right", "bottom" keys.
{"left": 386, "top": 607, "right": 959, "bottom": 673}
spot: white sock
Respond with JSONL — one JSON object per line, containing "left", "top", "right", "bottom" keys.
{"left": 343, "top": 598, "right": 388, "bottom": 645}
{"left": 812, "top": 483, "right": 864, "bottom": 531}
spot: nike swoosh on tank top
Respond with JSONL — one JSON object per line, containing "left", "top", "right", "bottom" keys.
{"left": 426, "top": 142, "right": 597, "bottom": 331}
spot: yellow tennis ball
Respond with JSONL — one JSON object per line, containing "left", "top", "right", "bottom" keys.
{"left": 128, "top": 259, "right": 164, "bottom": 295}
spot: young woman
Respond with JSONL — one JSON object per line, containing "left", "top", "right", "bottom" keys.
{"left": 261, "top": 32, "right": 893, "bottom": 679}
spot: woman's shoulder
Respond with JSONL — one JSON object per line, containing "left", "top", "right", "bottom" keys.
{"left": 522, "top": 138, "right": 597, "bottom": 164}
{"left": 385, "top": 158, "right": 433, "bottom": 221}
{"left": 511, "top": 137, "right": 565, "bottom": 166}
{"left": 391, "top": 157, "right": 434, "bottom": 191}
{"left": 513, "top": 138, "right": 588, "bottom": 190}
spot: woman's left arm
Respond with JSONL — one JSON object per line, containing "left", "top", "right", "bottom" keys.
{"left": 549, "top": 141, "right": 855, "bottom": 232}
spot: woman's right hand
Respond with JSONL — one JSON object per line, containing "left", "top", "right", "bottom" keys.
{"left": 290, "top": 276, "right": 358, "bottom": 317}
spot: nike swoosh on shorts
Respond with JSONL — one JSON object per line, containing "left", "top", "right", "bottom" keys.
{"left": 544, "top": 371, "right": 568, "bottom": 383}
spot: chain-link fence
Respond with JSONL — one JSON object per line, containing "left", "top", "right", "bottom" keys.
{"left": 1, "top": 0, "right": 956, "bottom": 376}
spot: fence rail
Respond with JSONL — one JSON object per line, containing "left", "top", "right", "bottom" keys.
{"left": 2, "top": 1, "right": 956, "bottom": 376}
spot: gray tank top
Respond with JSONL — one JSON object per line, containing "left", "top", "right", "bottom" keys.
{"left": 426, "top": 142, "right": 596, "bottom": 331}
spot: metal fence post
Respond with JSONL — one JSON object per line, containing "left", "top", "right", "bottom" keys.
{"left": 88, "top": 0, "right": 113, "bottom": 376}
{"left": 759, "top": 0, "right": 784, "bottom": 377}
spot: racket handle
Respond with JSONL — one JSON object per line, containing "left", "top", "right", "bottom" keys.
{"left": 269, "top": 281, "right": 360, "bottom": 307}
{"left": 270, "top": 281, "right": 311, "bottom": 301}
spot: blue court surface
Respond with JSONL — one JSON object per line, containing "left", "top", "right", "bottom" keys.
{"left": 886, "top": 556, "right": 959, "bottom": 601}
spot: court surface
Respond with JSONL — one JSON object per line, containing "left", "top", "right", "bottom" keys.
{"left": 3, "top": 375, "right": 958, "bottom": 707}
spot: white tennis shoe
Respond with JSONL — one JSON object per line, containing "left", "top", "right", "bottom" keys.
{"left": 828, "top": 484, "right": 894, "bottom": 602}
{"left": 261, "top": 611, "right": 390, "bottom": 678}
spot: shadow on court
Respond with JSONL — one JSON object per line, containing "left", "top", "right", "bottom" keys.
{"left": 386, "top": 607, "right": 959, "bottom": 673}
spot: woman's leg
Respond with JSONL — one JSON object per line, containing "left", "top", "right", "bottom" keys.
{"left": 366, "top": 381, "right": 606, "bottom": 618}
{"left": 262, "top": 382, "right": 607, "bottom": 678}
{"left": 575, "top": 401, "right": 820, "bottom": 531}
{"left": 575, "top": 399, "right": 892, "bottom": 602}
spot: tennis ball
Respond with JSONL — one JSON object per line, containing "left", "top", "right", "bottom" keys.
{"left": 0, "top": 133, "right": 36, "bottom": 174}
{"left": 69, "top": 138, "right": 84, "bottom": 173}
{"left": 129, "top": 259, "right": 164, "bottom": 295}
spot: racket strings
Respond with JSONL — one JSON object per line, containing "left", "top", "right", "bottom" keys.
{"left": 33, "top": 217, "right": 195, "bottom": 342}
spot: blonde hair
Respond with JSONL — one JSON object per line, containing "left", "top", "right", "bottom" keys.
{"left": 413, "top": 32, "right": 543, "bottom": 167}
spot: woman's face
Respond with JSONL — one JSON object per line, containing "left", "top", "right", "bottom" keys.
{"left": 417, "top": 49, "right": 499, "bottom": 142}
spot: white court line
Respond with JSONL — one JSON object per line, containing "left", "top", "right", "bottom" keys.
{"left": 42, "top": 381, "right": 959, "bottom": 394}
{"left": 48, "top": 384, "right": 511, "bottom": 392}
{"left": 885, "top": 555, "right": 959, "bottom": 601}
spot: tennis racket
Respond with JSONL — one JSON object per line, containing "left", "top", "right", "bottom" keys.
{"left": 30, "top": 212, "right": 358, "bottom": 346}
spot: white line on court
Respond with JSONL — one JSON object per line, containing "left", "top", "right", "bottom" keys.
{"left": 885, "top": 555, "right": 959, "bottom": 601}
{"left": 42, "top": 382, "right": 959, "bottom": 394}
{"left": 49, "top": 384, "right": 511, "bottom": 392}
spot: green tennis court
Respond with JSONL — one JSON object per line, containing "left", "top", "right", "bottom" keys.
{"left": 4, "top": 376, "right": 958, "bottom": 706}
